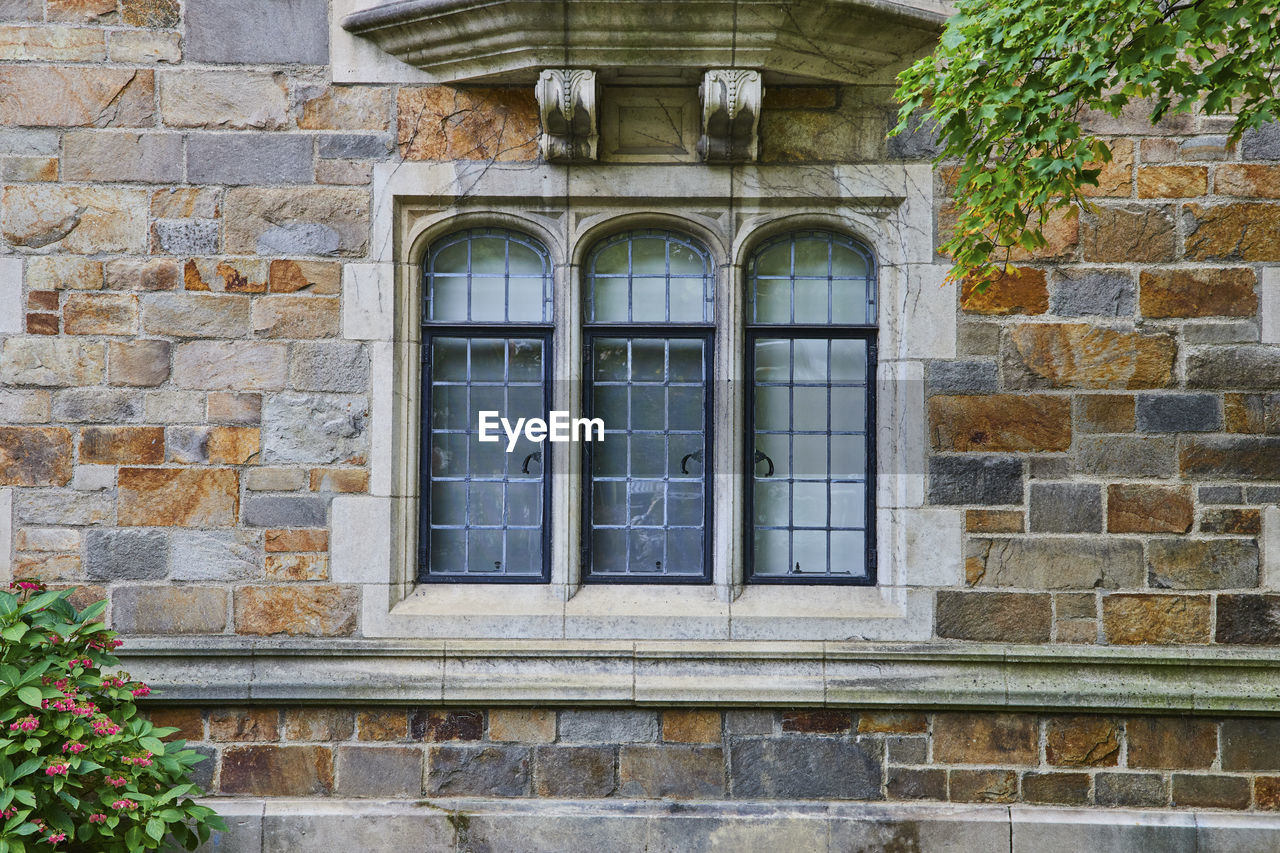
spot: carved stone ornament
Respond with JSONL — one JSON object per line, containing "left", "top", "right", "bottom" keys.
{"left": 536, "top": 69, "right": 599, "bottom": 163}
{"left": 699, "top": 69, "right": 763, "bottom": 163}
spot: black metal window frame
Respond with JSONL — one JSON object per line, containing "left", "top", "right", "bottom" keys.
{"left": 417, "top": 228, "right": 554, "bottom": 584}
{"left": 743, "top": 231, "right": 878, "bottom": 586}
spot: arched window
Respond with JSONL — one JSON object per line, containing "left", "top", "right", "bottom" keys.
{"left": 582, "top": 230, "right": 714, "bottom": 581}
{"left": 745, "top": 231, "right": 876, "bottom": 583}
{"left": 419, "top": 228, "right": 553, "bottom": 581}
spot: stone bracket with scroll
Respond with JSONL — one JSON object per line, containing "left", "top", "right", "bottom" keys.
{"left": 536, "top": 69, "right": 599, "bottom": 163}
{"left": 699, "top": 69, "right": 763, "bottom": 163}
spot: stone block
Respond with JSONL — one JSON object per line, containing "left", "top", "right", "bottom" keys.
{"left": 335, "top": 746, "right": 423, "bottom": 797}
{"left": 959, "top": 268, "right": 1048, "bottom": 315}
{"left": 120, "top": 0, "right": 177, "bottom": 26}
{"left": 761, "top": 100, "right": 887, "bottom": 163}
{"left": 1221, "top": 719, "right": 1280, "bottom": 771}
{"left": 108, "top": 340, "right": 170, "bottom": 387}
{"left": 1, "top": 185, "right": 147, "bottom": 253}
{"left": 1217, "top": 164, "right": 1280, "bottom": 198}
{"left": 1258, "top": 777, "right": 1280, "bottom": 810}
{"left": 172, "top": 341, "right": 287, "bottom": 390}
{"left": 26, "top": 257, "right": 103, "bottom": 291}
{"left": 619, "top": 745, "right": 725, "bottom": 799}
{"left": 425, "top": 745, "right": 531, "bottom": 797}
{"left": 1003, "top": 323, "right": 1176, "bottom": 389}
{"left": 729, "top": 739, "right": 881, "bottom": 799}
{"left": 52, "top": 388, "right": 141, "bottom": 423}
{"left": 317, "top": 133, "right": 393, "bottom": 159}
{"left": 15, "top": 527, "right": 79, "bottom": 552}
{"left": 223, "top": 187, "right": 369, "bottom": 256}
{"left": 186, "top": 133, "right": 314, "bottom": 185}
{"left": 1135, "top": 393, "right": 1222, "bottom": 432}
{"left": 148, "top": 707, "right": 205, "bottom": 742}
{"left": 159, "top": 72, "right": 288, "bottom": 129}
{"left": 1049, "top": 269, "right": 1135, "bottom": 317}
{"left": 261, "top": 393, "right": 368, "bottom": 465}
{"left": 264, "top": 553, "right": 328, "bottom": 581}
{"left": 0, "top": 339, "right": 104, "bottom": 386}
{"left": 284, "top": 708, "right": 354, "bottom": 742}
{"left": 1181, "top": 436, "right": 1280, "bottom": 480}
{"left": 533, "top": 746, "right": 617, "bottom": 797}
{"left": 1021, "top": 772, "right": 1090, "bottom": 805}
{"left": 1200, "top": 508, "right": 1261, "bottom": 535}
{"left": 0, "top": 390, "right": 51, "bottom": 424}
{"left": 251, "top": 296, "right": 340, "bottom": 338}
{"left": 1082, "top": 204, "right": 1177, "bottom": 262}
{"left": 13, "top": 552, "right": 81, "bottom": 583}
{"left": 151, "top": 187, "right": 220, "bottom": 220}
{"left": 1147, "top": 539, "right": 1259, "bottom": 589}
{"left": 1136, "top": 165, "right": 1207, "bottom": 197}
{"left": 70, "top": 465, "right": 114, "bottom": 491}
{"left": 1215, "top": 594, "right": 1280, "bottom": 644}
{"left": 662, "top": 710, "right": 721, "bottom": 744}
{"left": 1095, "top": 772, "right": 1168, "bottom": 807}
{"left": 1140, "top": 269, "right": 1258, "bottom": 319}
{"left": 289, "top": 342, "right": 368, "bottom": 392}
{"left": 932, "top": 712, "right": 1037, "bottom": 764}
{"left": 233, "top": 585, "right": 357, "bottom": 636}
{"left": 1172, "top": 774, "right": 1251, "bottom": 809}
{"left": 1107, "top": 485, "right": 1192, "bottom": 533}
{"left": 269, "top": 259, "right": 341, "bottom": 294}
{"left": 489, "top": 709, "right": 555, "bottom": 744}
{"left": 105, "top": 258, "right": 181, "bottom": 291}
{"left": 1102, "top": 594, "right": 1211, "bottom": 644}
{"left": 887, "top": 108, "right": 939, "bottom": 159}
{"left": 1185, "top": 203, "right": 1280, "bottom": 261}
{"left": 85, "top": 529, "right": 168, "bottom": 580}
{"left": 170, "top": 530, "right": 259, "bottom": 581}
{"left": 1077, "top": 394, "right": 1135, "bottom": 433}
{"left": 1188, "top": 345, "right": 1280, "bottom": 390}
{"left": 152, "top": 219, "right": 219, "bottom": 255}
{"left": 265, "top": 528, "right": 328, "bottom": 552}
{"left": 316, "top": 159, "right": 372, "bottom": 186}
{"left": 118, "top": 467, "right": 239, "bottom": 527}
{"left": 925, "top": 360, "right": 998, "bottom": 395}
{"left": 308, "top": 468, "right": 368, "bottom": 494}
{"left": 929, "top": 395, "right": 1071, "bottom": 453}
{"left": 357, "top": 710, "right": 408, "bottom": 741}
{"left": 1075, "top": 435, "right": 1178, "bottom": 478}
{"left": 25, "top": 312, "right": 58, "bottom": 335}
{"left": 927, "top": 456, "right": 1023, "bottom": 505}
{"left": 0, "top": 66, "right": 152, "bottom": 127}
{"left": 62, "top": 131, "right": 182, "bottom": 183}
{"left": 559, "top": 710, "right": 658, "bottom": 744}
{"left": 209, "top": 392, "right": 262, "bottom": 425}
{"left": 221, "top": 746, "right": 333, "bottom": 796}
{"left": 395, "top": 86, "right": 537, "bottom": 161}
{"left": 724, "top": 711, "right": 774, "bottom": 737}
{"left": 966, "top": 538, "right": 1143, "bottom": 589}
{"left": 887, "top": 767, "right": 946, "bottom": 800}
{"left": 0, "top": 427, "right": 71, "bottom": 487}
{"left": 948, "top": 769, "right": 1017, "bottom": 803}
{"left": 242, "top": 495, "right": 327, "bottom": 527}
{"left": 79, "top": 426, "right": 164, "bottom": 464}
{"left": 935, "top": 591, "right": 1051, "bottom": 642}
{"left": 411, "top": 709, "right": 483, "bottom": 742}
{"left": 965, "top": 509, "right": 1023, "bottom": 533}
{"left": 1241, "top": 122, "right": 1280, "bottom": 158}
{"left": 185, "top": 0, "right": 327, "bottom": 64}
{"left": 209, "top": 708, "right": 280, "bottom": 742}
{"left": 780, "top": 710, "right": 851, "bottom": 734}
{"left": 1127, "top": 717, "right": 1218, "bottom": 769}
{"left": 144, "top": 391, "right": 204, "bottom": 424}
{"left": 183, "top": 258, "right": 268, "bottom": 293}
{"left": 1045, "top": 716, "right": 1119, "bottom": 767}
{"left": 1029, "top": 483, "right": 1102, "bottom": 533}
{"left": 859, "top": 713, "right": 928, "bottom": 736}
{"left": 111, "top": 585, "right": 227, "bottom": 634}
{"left": 13, "top": 489, "right": 112, "bottom": 526}
{"left": 299, "top": 87, "right": 392, "bottom": 131}
{"left": 108, "top": 29, "right": 181, "bottom": 63}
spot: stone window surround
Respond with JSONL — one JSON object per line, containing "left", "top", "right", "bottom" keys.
{"left": 332, "top": 160, "right": 961, "bottom": 642}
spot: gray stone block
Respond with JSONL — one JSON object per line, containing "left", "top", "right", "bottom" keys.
{"left": 533, "top": 746, "right": 617, "bottom": 797}
{"left": 1201, "top": 485, "right": 1244, "bottom": 504}
{"left": 966, "top": 537, "right": 1144, "bottom": 589}
{"left": 618, "top": 745, "right": 725, "bottom": 799}
{"left": 1148, "top": 539, "right": 1259, "bottom": 590}
{"left": 187, "top": 745, "right": 216, "bottom": 791}
{"left": 63, "top": 132, "right": 184, "bottom": 183}
{"left": 1182, "top": 321, "right": 1260, "bottom": 345}
{"left": 1188, "top": 346, "right": 1280, "bottom": 390}
{"left": 926, "top": 360, "right": 998, "bottom": 395}
{"left": 260, "top": 812, "right": 454, "bottom": 852}
{"left": 317, "top": 133, "right": 394, "bottom": 159}
{"left": 0, "top": 0, "right": 40, "bottom": 23}
{"left": 289, "top": 342, "right": 369, "bottom": 393}
{"left": 170, "top": 530, "right": 260, "bottom": 581}
{"left": 262, "top": 393, "right": 368, "bottom": 464}
{"left": 167, "top": 426, "right": 211, "bottom": 464}
{"left": 1028, "top": 457, "right": 1071, "bottom": 480}
{"left": 1029, "top": 483, "right": 1102, "bottom": 533}
{"left": 0, "top": 128, "right": 58, "bottom": 155}
{"left": 1246, "top": 485, "right": 1280, "bottom": 504}
{"left": 242, "top": 495, "right": 328, "bottom": 528}
{"left": 1074, "top": 435, "right": 1178, "bottom": 478}
{"left": 153, "top": 219, "right": 220, "bottom": 255}
{"left": 724, "top": 710, "right": 774, "bottom": 736}
{"left": 886, "top": 735, "right": 928, "bottom": 765}
{"left": 928, "top": 456, "right": 1023, "bottom": 505}
{"left": 85, "top": 529, "right": 168, "bottom": 580}
{"left": 187, "top": 134, "right": 314, "bottom": 186}
{"left": 559, "top": 710, "right": 659, "bottom": 743}
{"left": 729, "top": 739, "right": 881, "bottom": 799}
{"left": 14, "top": 489, "right": 113, "bottom": 526}
{"left": 51, "top": 388, "right": 142, "bottom": 423}
{"left": 1241, "top": 121, "right": 1280, "bottom": 159}
{"left": 256, "top": 223, "right": 341, "bottom": 256}
{"left": 1049, "top": 269, "right": 1135, "bottom": 317}
{"left": 1136, "top": 393, "right": 1222, "bottom": 432}
{"left": 425, "top": 744, "right": 530, "bottom": 797}
{"left": 186, "top": 0, "right": 328, "bottom": 65}
{"left": 1095, "top": 772, "right": 1169, "bottom": 807}
{"left": 335, "top": 746, "right": 424, "bottom": 797}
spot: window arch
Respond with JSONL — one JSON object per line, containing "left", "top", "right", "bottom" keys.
{"left": 584, "top": 228, "right": 715, "bottom": 323}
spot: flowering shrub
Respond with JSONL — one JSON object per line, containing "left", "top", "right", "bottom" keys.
{"left": 0, "top": 582, "right": 224, "bottom": 852}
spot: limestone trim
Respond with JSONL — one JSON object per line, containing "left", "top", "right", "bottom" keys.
{"left": 699, "top": 70, "right": 762, "bottom": 163}
{"left": 536, "top": 69, "right": 599, "bottom": 163}
{"left": 123, "top": 639, "right": 1280, "bottom": 713}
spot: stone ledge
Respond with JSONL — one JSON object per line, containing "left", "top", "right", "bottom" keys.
{"left": 197, "top": 798, "right": 1280, "bottom": 852}
{"left": 120, "top": 639, "right": 1280, "bottom": 713}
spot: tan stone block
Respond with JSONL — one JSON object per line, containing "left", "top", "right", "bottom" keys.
{"left": 0, "top": 339, "right": 104, "bottom": 386}
{"left": 1082, "top": 205, "right": 1176, "bottom": 263}
{"left": 251, "top": 296, "right": 340, "bottom": 339}
{"left": 1079, "top": 138, "right": 1133, "bottom": 198}
{"left": 1140, "top": 138, "right": 1179, "bottom": 163}
{"left": 246, "top": 468, "right": 306, "bottom": 492}
{"left": 965, "top": 509, "right": 1023, "bottom": 533}
{"left": 1224, "top": 394, "right": 1266, "bottom": 434}
{"left": 1139, "top": 269, "right": 1258, "bottom": 319}
{"left": 108, "top": 29, "right": 181, "bottom": 64}
{"left": 948, "top": 769, "right": 1018, "bottom": 804}
{"left": 357, "top": 710, "right": 408, "bottom": 741}
{"left": 284, "top": 708, "right": 354, "bottom": 742}
{"left": 1055, "top": 620, "right": 1097, "bottom": 644}
{"left": 79, "top": 426, "right": 164, "bottom": 465}
{"left": 265, "top": 553, "right": 329, "bottom": 581}
{"left": 762, "top": 87, "right": 838, "bottom": 109}
{"left": 14, "top": 527, "right": 79, "bottom": 552}
{"left": 27, "top": 257, "right": 102, "bottom": 291}
{"left": 104, "top": 258, "right": 180, "bottom": 291}
{"left": 0, "top": 67, "right": 152, "bottom": 127}
{"left": 208, "top": 392, "right": 261, "bottom": 425}
{"left": 110, "top": 585, "right": 227, "bottom": 634}
{"left": 936, "top": 591, "right": 1052, "bottom": 642}
{"left": 933, "top": 713, "right": 1038, "bottom": 764}
{"left": 108, "top": 340, "right": 170, "bottom": 387}
{"left": 0, "top": 156, "right": 58, "bottom": 182}
{"left": 0, "top": 390, "right": 51, "bottom": 424}
{"left": 62, "top": 292, "right": 137, "bottom": 335}
{"left": 1185, "top": 203, "right": 1280, "bottom": 262}
{"left": 1007, "top": 206, "right": 1080, "bottom": 261}
{"left": 207, "top": 427, "right": 260, "bottom": 465}
{"left": 1216, "top": 164, "right": 1280, "bottom": 199}
{"left": 0, "top": 25, "right": 106, "bottom": 61}
{"left": 929, "top": 394, "right": 1071, "bottom": 452}
{"left": 2, "top": 185, "right": 148, "bottom": 253}
{"left": 118, "top": 467, "right": 239, "bottom": 527}
{"left": 316, "top": 159, "right": 372, "bottom": 186}
{"left": 120, "top": 0, "right": 178, "bottom": 27}
{"left": 0, "top": 427, "right": 72, "bottom": 486}
{"left": 1136, "top": 166, "right": 1208, "bottom": 198}
{"left": 151, "top": 187, "right": 220, "bottom": 219}
{"left": 1200, "top": 508, "right": 1261, "bottom": 535}
{"left": 46, "top": 0, "right": 116, "bottom": 22}
{"left": 960, "top": 267, "right": 1048, "bottom": 315}
{"left": 172, "top": 341, "right": 288, "bottom": 390}
{"left": 661, "top": 710, "right": 721, "bottom": 743}
{"left": 1078, "top": 394, "right": 1135, "bottom": 433}
{"left": 1127, "top": 717, "right": 1217, "bottom": 769}
{"left": 268, "top": 259, "right": 340, "bottom": 294}
{"left": 1102, "top": 594, "right": 1210, "bottom": 644}
{"left": 14, "top": 552, "right": 82, "bottom": 583}
{"left": 1005, "top": 324, "right": 1176, "bottom": 389}
{"left": 264, "top": 529, "right": 328, "bottom": 553}
{"left": 309, "top": 468, "right": 368, "bottom": 493}
{"left": 159, "top": 71, "right": 288, "bottom": 130}
{"left": 1256, "top": 777, "right": 1280, "bottom": 810}
{"left": 398, "top": 86, "right": 538, "bottom": 161}
{"left": 223, "top": 187, "right": 369, "bottom": 257}
{"left": 27, "top": 291, "right": 58, "bottom": 311}
{"left": 142, "top": 293, "right": 249, "bottom": 337}
{"left": 234, "top": 585, "right": 357, "bottom": 637}
{"left": 148, "top": 707, "right": 205, "bottom": 742}
{"left": 1107, "top": 485, "right": 1193, "bottom": 534}
{"left": 209, "top": 708, "right": 280, "bottom": 743}
{"left": 1045, "top": 716, "right": 1119, "bottom": 766}
{"left": 220, "top": 746, "right": 333, "bottom": 796}
{"left": 488, "top": 709, "right": 555, "bottom": 743}
{"left": 182, "top": 258, "right": 266, "bottom": 293}
{"left": 299, "top": 86, "right": 392, "bottom": 131}
{"left": 25, "top": 312, "right": 58, "bottom": 335}
{"left": 858, "top": 712, "right": 928, "bottom": 734}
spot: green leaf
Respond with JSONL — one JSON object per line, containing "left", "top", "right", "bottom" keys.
{"left": 15, "top": 687, "right": 40, "bottom": 708}
{"left": 0, "top": 624, "right": 26, "bottom": 643}
{"left": 146, "top": 817, "right": 165, "bottom": 842}
{"left": 139, "top": 736, "right": 166, "bottom": 756}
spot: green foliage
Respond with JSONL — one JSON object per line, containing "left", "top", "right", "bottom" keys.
{"left": 894, "top": 0, "right": 1280, "bottom": 282}
{"left": 0, "top": 582, "right": 224, "bottom": 852}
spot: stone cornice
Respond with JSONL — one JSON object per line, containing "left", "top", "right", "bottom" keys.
{"left": 121, "top": 639, "right": 1280, "bottom": 714}
{"left": 340, "top": 0, "right": 945, "bottom": 85}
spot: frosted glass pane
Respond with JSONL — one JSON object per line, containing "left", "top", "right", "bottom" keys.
{"left": 432, "top": 338, "right": 468, "bottom": 381}
{"left": 831, "top": 434, "right": 866, "bottom": 477}
{"left": 792, "top": 530, "right": 827, "bottom": 573}
{"left": 794, "top": 435, "right": 827, "bottom": 476}
{"left": 793, "top": 482, "right": 827, "bottom": 523}
{"left": 629, "top": 480, "right": 664, "bottom": 526}
{"left": 668, "top": 481, "right": 703, "bottom": 525}
{"left": 432, "top": 241, "right": 468, "bottom": 274}
{"left": 668, "top": 385, "right": 702, "bottom": 430}
{"left": 669, "top": 339, "right": 703, "bottom": 379}
{"left": 630, "top": 529, "right": 664, "bottom": 571}
{"left": 793, "top": 278, "right": 828, "bottom": 323}
{"left": 754, "top": 339, "right": 790, "bottom": 381}
{"left": 793, "top": 238, "right": 830, "bottom": 277}
{"left": 430, "top": 276, "right": 468, "bottom": 321}
{"left": 470, "top": 277, "right": 505, "bottom": 321}
{"left": 757, "top": 433, "right": 790, "bottom": 477}
{"left": 469, "top": 482, "right": 503, "bottom": 525}
{"left": 832, "top": 279, "right": 870, "bottom": 324}
{"left": 467, "top": 530, "right": 503, "bottom": 573}
{"left": 469, "top": 432, "right": 505, "bottom": 477}
{"left": 432, "top": 385, "right": 468, "bottom": 430}
{"left": 753, "top": 529, "right": 790, "bottom": 575}
{"left": 753, "top": 277, "right": 790, "bottom": 323}
{"left": 594, "top": 386, "right": 628, "bottom": 424}
{"left": 508, "top": 241, "right": 545, "bottom": 276}
{"left": 667, "top": 529, "right": 701, "bottom": 572}
{"left": 430, "top": 529, "right": 465, "bottom": 570}
{"left": 470, "top": 384, "right": 504, "bottom": 415}
{"left": 430, "top": 433, "right": 467, "bottom": 476}
{"left": 669, "top": 241, "right": 706, "bottom": 275}
{"left": 830, "top": 339, "right": 867, "bottom": 380}
{"left": 592, "top": 277, "right": 628, "bottom": 321}
{"left": 593, "top": 481, "right": 626, "bottom": 525}
{"left": 831, "top": 243, "right": 868, "bottom": 278}
{"left": 830, "top": 531, "right": 865, "bottom": 573}
{"left": 831, "top": 482, "right": 866, "bottom": 527}
{"left": 469, "top": 339, "right": 505, "bottom": 380}
{"left": 754, "top": 243, "right": 791, "bottom": 277}
{"left": 754, "top": 481, "right": 789, "bottom": 525}
{"left": 631, "top": 386, "right": 665, "bottom": 430}
{"left": 509, "top": 339, "right": 542, "bottom": 381}
{"left": 594, "top": 434, "right": 627, "bottom": 476}
{"left": 507, "top": 482, "right": 541, "bottom": 525}
{"left": 593, "top": 242, "right": 629, "bottom": 276}
{"left": 793, "top": 339, "right": 828, "bottom": 381}
{"left": 592, "top": 530, "right": 627, "bottom": 572}
{"left": 469, "top": 236, "right": 508, "bottom": 275}
{"left": 430, "top": 482, "right": 466, "bottom": 525}
{"left": 508, "top": 279, "right": 544, "bottom": 322}
{"left": 631, "top": 339, "right": 666, "bottom": 380}
{"left": 793, "top": 387, "right": 827, "bottom": 431}
{"left": 630, "top": 236, "right": 668, "bottom": 273}
{"left": 594, "top": 338, "right": 628, "bottom": 379}
{"left": 632, "top": 277, "right": 666, "bottom": 321}
{"left": 504, "top": 529, "right": 540, "bottom": 574}
{"left": 631, "top": 435, "right": 664, "bottom": 477}
{"left": 831, "top": 387, "right": 866, "bottom": 430}
{"left": 754, "top": 385, "right": 789, "bottom": 431}
{"left": 670, "top": 278, "right": 703, "bottom": 319}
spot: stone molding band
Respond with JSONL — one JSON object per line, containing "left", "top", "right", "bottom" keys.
{"left": 121, "top": 639, "right": 1280, "bottom": 714}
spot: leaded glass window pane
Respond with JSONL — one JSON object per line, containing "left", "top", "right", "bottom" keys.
{"left": 426, "top": 229, "right": 552, "bottom": 324}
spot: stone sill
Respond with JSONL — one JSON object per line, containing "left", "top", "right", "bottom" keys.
{"left": 120, "top": 639, "right": 1280, "bottom": 714}
{"left": 200, "top": 798, "right": 1280, "bottom": 851}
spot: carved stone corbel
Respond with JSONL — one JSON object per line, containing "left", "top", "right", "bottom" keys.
{"left": 698, "top": 69, "right": 763, "bottom": 163}
{"left": 535, "top": 69, "right": 598, "bottom": 163}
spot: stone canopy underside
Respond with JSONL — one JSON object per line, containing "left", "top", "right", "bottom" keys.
{"left": 341, "top": 0, "right": 946, "bottom": 84}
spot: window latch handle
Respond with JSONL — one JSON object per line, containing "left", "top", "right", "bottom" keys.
{"left": 753, "top": 450, "right": 775, "bottom": 477}
{"left": 521, "top": 451, "right": 542, "bottom": 474}
{"left": 680, "top": 451, "right": 703, "bottom": 475}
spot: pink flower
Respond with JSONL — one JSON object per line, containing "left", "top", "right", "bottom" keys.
{"left": 62, "top": 742, "right": 87, "bottom": 754}
{"left": 88, "top": 814, "right": 108, "bottom": 824}
{"left": 131, "top": 684, "right": 151, "bottom": 697}
{"left": 0, "top": 807, "right": 16, "bottom": 819}
{"left": 105, "top": 776, "right": 127, "bottom": 788}
{"left": 110, "top": 799, "right": 137, "bottom": 811}
{"left": 44, "top": 763, "right": 69, "bottom": 776}
{"left": 46, "top": 831, "right": 66, "bottom": 844}
{"left": 9, "top": 580, "right": 43, "bottom": 591}
{"left": 10, "top": 715, "right": 39, "bottom": 732}
{"left": 122, "top": 754, "right": 153, "bottom": 767}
